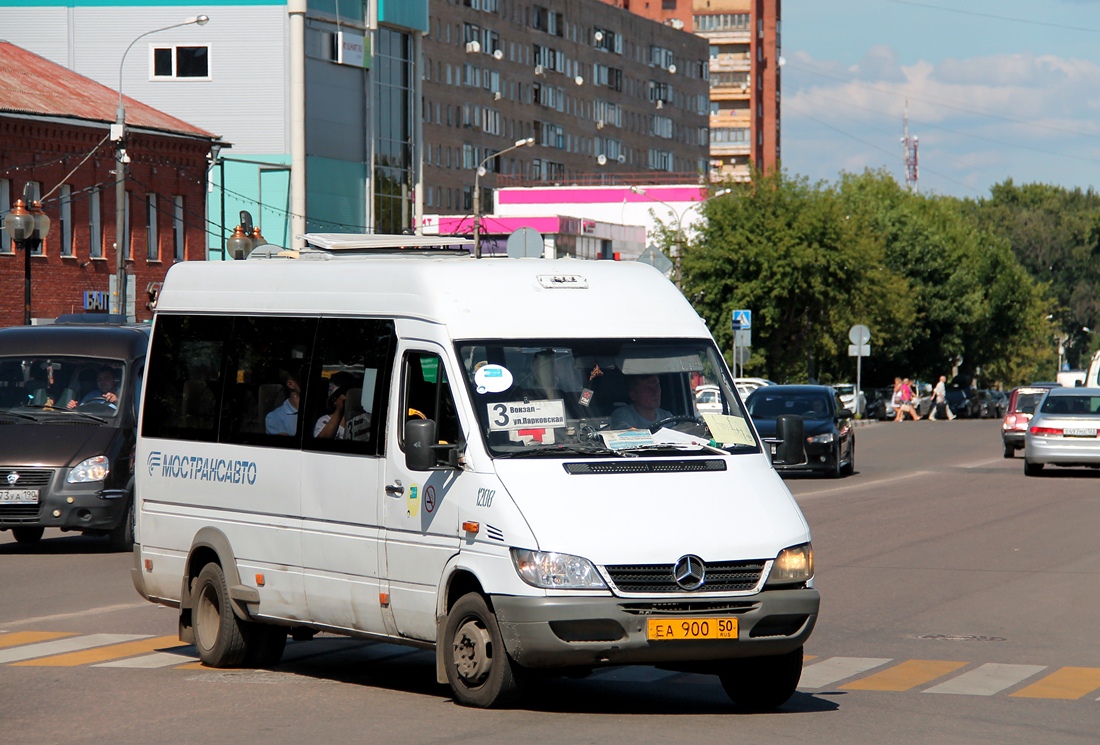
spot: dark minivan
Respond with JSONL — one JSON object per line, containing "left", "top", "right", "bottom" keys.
{"left": 0, "top": 317, "right": 149, "bottom": 549}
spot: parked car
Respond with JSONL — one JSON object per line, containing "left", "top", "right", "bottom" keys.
{"left": 1023, "top": 387, "right": 1100, "bottom": 476}
{"left": 734, "top": 377, "right": 775, "bottom": 399}
{"left": 1002, "top": 384, "right": 1060, "bottom": 458}
{"left": 865, "top": 386, "right": 896, "bottom": 421}
{"left": 944, "top": 387, "right": 979, "bottom": 418}
{"left": 694, "top": 384, "right": 723, "bottom": 415}
{"left": 972, "top": 389, "right": 1005, "bottom": 419}
{"left": 833, "top": 384, "right": 866, "bottom": 418}
{"left": 0, "top": 318, "right": 149, "bottom": 549}
{"left": 745, "top": 385, "right": 855, "bottom": 478}
{"left": 989, "top": 389, "right": 1009, "bottom": 418}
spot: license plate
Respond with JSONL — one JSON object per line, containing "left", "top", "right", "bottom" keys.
{"left": 1064, "top": 428, "right": 1097, "bottom": 437}
{"left": 646, "top": 617, "right": 738, "bottom": 641}
{"left": 0, "top": 489, "right": 39, "bottom": 504}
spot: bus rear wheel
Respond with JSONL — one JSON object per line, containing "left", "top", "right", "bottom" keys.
{"left": 192, "top": 562, "right": 248, "bottom": 667}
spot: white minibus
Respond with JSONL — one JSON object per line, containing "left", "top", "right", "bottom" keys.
{"left": 131, "top": 237, "right": 817, "bottom": 709}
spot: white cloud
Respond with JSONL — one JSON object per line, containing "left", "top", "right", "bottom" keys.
{"left": 782, "top": 47, "right": 1100, "bottom": 195}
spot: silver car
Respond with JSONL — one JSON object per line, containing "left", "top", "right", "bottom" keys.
{"left": 1023, "top": 387, "right": 1100, "bottom": 476}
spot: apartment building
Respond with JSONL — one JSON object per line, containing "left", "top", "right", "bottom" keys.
{"left": 596, "top": 0, "right": 695, "bottom": 31}
{"left": 692, "top": 0, "right": 781, "bottom": 182}
{"left": 422, "top": 0, "right": 711, "bottom": 216}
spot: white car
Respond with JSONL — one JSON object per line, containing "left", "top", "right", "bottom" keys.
{"left": 734, "top": 377, "right": 775, "bottom": 399}
{"left": 834, "top": 384, "right": 866, "bottom": 417}
{"left": 1023, "top": 387, "right": 1100, "bottom": 476}
{"left": 694, "top": 384, "right": 723, "bottom": 414}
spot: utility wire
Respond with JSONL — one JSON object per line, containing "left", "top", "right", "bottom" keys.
{"left": 784, "top": 102, "right": 983, "bottom": 195}
{"left": 787, "top": 59, "right": 1100, "bottom": 141}
{"left": 41, "top": 134, "right": 113, "bottom": 201}
{"left": 877, "top": 0, "right": 1100, "bottom": 34}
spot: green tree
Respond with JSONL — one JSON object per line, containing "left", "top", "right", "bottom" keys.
{"left": 682, "top": 169, "right": 911, "bottom": 383}
{"left": 965, "top": 180, "right": 1100, "bottom": 368}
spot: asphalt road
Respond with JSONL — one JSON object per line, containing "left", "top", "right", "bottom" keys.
{"left": 2, "top": 418, "right": 1098, "bottom": 744}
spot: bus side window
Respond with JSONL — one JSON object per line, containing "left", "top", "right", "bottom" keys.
{"left": 403, "top": 352, "right": 461, "bottom": 451}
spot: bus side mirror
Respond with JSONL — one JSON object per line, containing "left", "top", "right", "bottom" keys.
{"left": 405, "top": 419, "right": 437, "bottom": 471}
{"left": 772, "top": 414, "right": 806, "bottom": 466}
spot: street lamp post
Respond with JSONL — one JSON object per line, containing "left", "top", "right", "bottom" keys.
{"left": 114, "top": 15, "right": 209, "bottom": 320}
{"left": 473, "top": 137, "right": 534, "bottom": 259}
{"left": 630, "top": 186, "right": 730, "bottom": 288}
{"left": 4, "top": 196, "right": 51, "bottom": 326}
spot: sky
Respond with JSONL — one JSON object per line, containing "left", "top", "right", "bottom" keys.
{"left": 781, "top": 0, "right": 1100, "bottom": 198}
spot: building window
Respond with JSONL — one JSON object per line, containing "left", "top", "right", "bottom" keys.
{"left": 60, "top": 185, "right": 73, "bottom": 257}
{"left": 0, "top": 179, "right": 10, "bottom": 253}
{"left": 174, "top": 196, "right": 185, "bottom": 261}
{"left": 650, "top": 115, "right": 673, "bottom": 139}
{"left": 90, "top": 188, "right": 102, "bottom": 259}
{"left": 146, "top": 194, "right": 158, "bottom": 261}
{"left": 124, "top": 191, "right": 131, "bottom": 259}
{"left": 373, "top": 27, "right": 415, "bottom": 234}
{"left": 152, "top": 45, "right": 211, "bottom": 79}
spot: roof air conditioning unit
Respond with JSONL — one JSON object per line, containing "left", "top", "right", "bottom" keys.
{"left": 465, "top": 40, "right": 481, "bottom": 54}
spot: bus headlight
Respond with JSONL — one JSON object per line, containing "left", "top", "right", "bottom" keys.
{"left": 766, "top": 542, "right": 814, "bottom": 586}
{"left": 512, "top": 549, "right": 608, "bottom": 589}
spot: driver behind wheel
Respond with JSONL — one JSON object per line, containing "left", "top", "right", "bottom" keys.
{"left": 68, "top": 365, "right": 120, "bottom": 409}
{"left": 610, "top": 374, "right": 673, "bottom": 430}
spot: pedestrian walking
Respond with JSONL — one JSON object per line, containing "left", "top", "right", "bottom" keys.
{"left": 893, "top": 377, "right": 920, "bottom": 421}
{"left": 928, "top": 375, "right": 956, "bottom": 420}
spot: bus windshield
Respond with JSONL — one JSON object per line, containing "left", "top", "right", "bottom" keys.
{"left": 456, "top": 339, "right": 758, "bottom": 458}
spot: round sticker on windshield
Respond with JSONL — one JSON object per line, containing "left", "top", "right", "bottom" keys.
{"left": 474, "top": 364, "right": 513, "bottom": 394}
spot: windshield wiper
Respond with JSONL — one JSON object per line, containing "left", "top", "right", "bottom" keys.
{"left": 497, "top": 442, "right": 622, "bottom": 458}
{"left": 617, "top": 441, "right": 728, "bottom": 456}
{"left": 31, "top": 404, "right": 109, "bottom": 423}
{"left": 0, "top": 410, "right": 39, "bottom": 422}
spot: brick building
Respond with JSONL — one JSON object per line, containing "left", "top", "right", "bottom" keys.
{"left": 0, "top": 42, "right": 220, "bottom": 326}
{"left": 422, "top": 0, "right": 711, "bottom": 216}
{"left": 692, "top": 0, "right": 780, "bottom": 182}
{"left": 597, "top": 0, "right": 694, "bottom": 31}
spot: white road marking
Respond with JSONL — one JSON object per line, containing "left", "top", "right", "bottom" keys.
{"left": 95, "top": 650, "right": 196, "bottom": 668}
{"left": 0, "top": 634, "right": 149, "bottom": 663}
{"left": 2, "top": 602, "right": 149, "bottom": 628}
{"left": 924, "top": 663, "right": 1047, "bottom": 696}
{"left": 798, "top": 657, "right": 893, "bottom": 689}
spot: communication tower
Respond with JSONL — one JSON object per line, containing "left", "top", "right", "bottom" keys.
{"left": 901, "top": 101, "right": 919, "bottom": 193}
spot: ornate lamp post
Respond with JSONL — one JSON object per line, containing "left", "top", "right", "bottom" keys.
{"left": 473, "top": 137, "right": 534, "bottom": 259}
{"left": 4, "top": 196, "right": 51, "bottom": 325}
{"left": 114, "top": 15, "right": 209, "bottom": 319}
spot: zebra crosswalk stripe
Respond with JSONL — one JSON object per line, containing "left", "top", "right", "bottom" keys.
{"left": 0, "top": 634, "right": 149, "bottom": 664}
{"left": 13, "top": 635, "right": 181, "bottom": 667}
{"left": 924, "top": 663, "right": 1047, "bottom": 696}
{"left": 798, "top": 657, "right": 892, "bottom": 689}
{"left": 95, "top": 650, "right": 197, "bottom": 668}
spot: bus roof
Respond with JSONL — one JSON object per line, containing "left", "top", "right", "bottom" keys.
{"left": 155, "top": 256, "right": 712, "bottom": 341}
